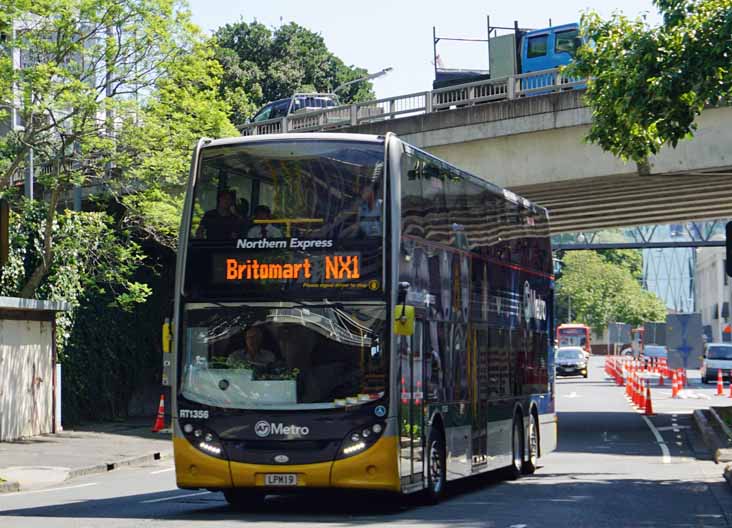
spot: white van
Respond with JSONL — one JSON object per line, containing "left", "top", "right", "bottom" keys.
{"left": 700, "top": 343, "right": 732, "bottom": 384}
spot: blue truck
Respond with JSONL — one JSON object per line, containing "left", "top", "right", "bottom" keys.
{"left": 433, "top": 22, "right": 581, "bottom": 90}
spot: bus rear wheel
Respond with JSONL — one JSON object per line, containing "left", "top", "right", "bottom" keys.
{"left": 506, "top": 415, "right": 524, "bottom": 480}
{"left": 425, "top": 427, "right": 446, "bottom": 504}
{"left": 522, "top": 413, "right": 539, "bottom": 475}
{"left": 223, "top": 489, "right": 265, "bottom": 509}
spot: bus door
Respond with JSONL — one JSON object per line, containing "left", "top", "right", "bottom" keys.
{"left": 399, "top": 317, "right": 425, "bottom": 486}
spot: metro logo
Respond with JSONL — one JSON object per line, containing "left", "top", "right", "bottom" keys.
{"left": 255, "top": 420, "right": 310, "bottom": 437}
{"left": 325, "top": 255, "right": 360, "bottom": 280}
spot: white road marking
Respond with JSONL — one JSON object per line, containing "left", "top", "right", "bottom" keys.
{"left": 642, "top": 416, "right": 672, "bottom": 464}
{"left": 141, "top": 491, "right": 211, "bottom": 504}
{"left": 1, "top": 482, "right": 98, "bottom": 496}
{"left": 655, "top": 425, "right": 689, "bottom": 432}
{"left": 150, "top": 467, "right": 175, "bottom": 475}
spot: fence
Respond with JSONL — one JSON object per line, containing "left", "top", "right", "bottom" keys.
{"left": 240, "top": 68, "right": 585, "bottom": 136}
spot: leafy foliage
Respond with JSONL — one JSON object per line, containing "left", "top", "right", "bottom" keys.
{"left": 571, "top": 0, "right": 732, "bottom": 162}
{"left": 0, "top": 0, "right": 195, "bottom": 296}
{"left": 214, "top": 21, "right": 376, "bottom": 124}
{"left": 0, "top": 200, "right": 151, "bottom": 349}
{"left": 111, "top": 40, "right": 238, "bottom": 248}
{"left": 556, "top": 251, "right": 667, "bottom": 334}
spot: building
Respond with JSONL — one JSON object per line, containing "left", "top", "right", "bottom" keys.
{"left": 694, "top": 243, "right": 730, "bottom": 343}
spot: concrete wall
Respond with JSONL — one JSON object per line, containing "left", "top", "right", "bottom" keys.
{"left": 345, "top": 90, "right": 732, "bottom": 189}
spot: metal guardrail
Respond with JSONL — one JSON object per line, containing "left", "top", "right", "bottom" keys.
{"left": 239, "top": 68, "right": 585, "bottom": 136}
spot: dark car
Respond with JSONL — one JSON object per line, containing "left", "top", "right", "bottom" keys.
{"left": 251, "top": 93, "right": 339, "bottom": 123}
{"left": 555, "top": 347, "right": 588, "bottom": 378}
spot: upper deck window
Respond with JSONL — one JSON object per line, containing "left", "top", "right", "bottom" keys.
{"left": 186, "top": 140, "right": 385, "bottom": 300}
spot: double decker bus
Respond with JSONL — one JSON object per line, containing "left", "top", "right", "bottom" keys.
{"left": 556, "top": 323, "right": 591, "bottom": 355}
{"left": 171, "top": 133, "right": 556, "bottom": 505}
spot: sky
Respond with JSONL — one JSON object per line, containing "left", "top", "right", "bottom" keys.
{"left": 187, "top": 0, "right": 662, "bottom": 100}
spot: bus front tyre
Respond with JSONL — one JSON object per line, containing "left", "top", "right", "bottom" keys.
{"left": 425, "top": 427, "right": 446, "bottom": 504}
{"left": 223, "top": 489, "right": 265, "bottom": 509}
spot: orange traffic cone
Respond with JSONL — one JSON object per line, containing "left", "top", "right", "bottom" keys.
{"left": 671, "top": 371, "right": 678, "bottom": 398}
{"left": 639, "top": 378, "right": 646, "bottom": 410}
{"left": 718, "top": 369, "right": 725, "bottom": 396}
{"left": 644, "top": 382, "right": 654, "bottom": 416}
{"left": 728, "top": 371, "right": 732, "bottom": 398}
{"left": 152, "top": 394, "right": 166, "bottom": 432}
{"left": 658, "top": 367, "right": 665, "bottom": 387}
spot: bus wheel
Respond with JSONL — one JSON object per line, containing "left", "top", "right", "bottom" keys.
{"left": 506, "top": 415, "right": 524, "bottom": 480}
{"left": 522, "top": 413, "right": 539, "bottom": 475}
{"left": 223, "top": 489, "right": 265, "bottom": 509}
{"left": 425, "top": 427, "right": 446, "bottom": 504}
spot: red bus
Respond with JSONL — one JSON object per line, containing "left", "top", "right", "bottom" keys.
{"left": 556, "top": 324, "right": 591, "bottom": 355}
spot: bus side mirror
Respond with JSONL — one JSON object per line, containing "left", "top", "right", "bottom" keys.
{"left": 726, "top": 221, "right": 732, "bottom": 277}
{"left": 162, "top": 319, "right": 171, "bottom": 354}
{"left": 394, "top": 305, "right": 415, "bottom": 336}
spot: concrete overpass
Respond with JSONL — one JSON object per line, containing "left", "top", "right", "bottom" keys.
{"left": 240, "top": 73, "right": 732, "bottom": 234}
{"left": 342, "top": 90, "right": 732, "bottom": 234}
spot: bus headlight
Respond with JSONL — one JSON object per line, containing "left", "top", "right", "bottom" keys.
{"left": 338, "top": 422, "right": 385, "bottom": 460}
{"left": 182, "top": 425, "right": 226, "bottom": 459}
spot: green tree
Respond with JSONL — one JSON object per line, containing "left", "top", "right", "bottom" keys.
{"left": 597, "top": 249, "right": 643, "bottom": 280}
{"left": 0, "top": 0, "right": 193, "bottom": 297}
{"left": 556, "top": 251, "right": 666, "bottom": 334}
{"left": 571, "top": 0, "right": 732, "bottom": 163}
{"left": 111, "top": 39, "right": 238, "bottom": 249}
{"left": 214, "top": 21, "right": 375, "bottom": 124}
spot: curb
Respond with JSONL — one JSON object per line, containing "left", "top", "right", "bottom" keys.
{"left": 0, "top": 450, "right": 172, "bottom": 493}
{"left": 67, "top": 450, "right": 172, "bottom": 480}
{"left": 693, "top": 409, "right": 723, "bottom": 459}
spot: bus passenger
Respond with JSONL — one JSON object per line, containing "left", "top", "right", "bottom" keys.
{"left": 196, "top": 189, "right": 244, "bottom": 240}
{"left": 246, "top": 205, "right": 283, "bottom": 238}
{"left": 341, "top": 183, "right": 382, "bottom": 238}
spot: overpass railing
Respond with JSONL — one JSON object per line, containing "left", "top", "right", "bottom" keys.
{"left": 239, "top": 67, "right": 585, "bottom": 136}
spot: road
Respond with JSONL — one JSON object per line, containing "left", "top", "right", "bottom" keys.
{"left": 2, "top": 357, "right": 732, "bottom": 528}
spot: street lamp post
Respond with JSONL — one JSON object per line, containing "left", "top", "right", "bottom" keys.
{"left": 333, "top": 67, "right": 393, "bottom": 94}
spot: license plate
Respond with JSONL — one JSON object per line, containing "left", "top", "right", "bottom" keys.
{"left": 264, "top": 473, "right": 298, "bottom": 486}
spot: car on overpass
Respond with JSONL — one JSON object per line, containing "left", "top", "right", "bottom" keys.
{"left": 251, "top": 93, "right": 339, "bottom": 123}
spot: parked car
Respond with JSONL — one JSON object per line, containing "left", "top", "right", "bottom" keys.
{"left": 642, "top": 345, "right": 668, "bottom": 362}
{"left": 701, "top": 343, "right": 732, "bottom": 384}
{"left": 251, "top": 93, "right": 339, "bottom": 123}
{"left": 555, "top": 347, "right": 588, "bottom": 378}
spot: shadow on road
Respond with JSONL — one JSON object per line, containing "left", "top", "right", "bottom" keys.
{"left": 1, "top": 471, "right": 730, "bottom": 527}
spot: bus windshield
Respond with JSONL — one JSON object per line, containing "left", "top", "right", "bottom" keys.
{"left": 185, "top": 140, "right": 385, "bottom": 300}
{"left": 180, "top": 303, "right": 387, "bottom": 410}
{"left": 558, "top": 330, "right": 587, "bottom": 348}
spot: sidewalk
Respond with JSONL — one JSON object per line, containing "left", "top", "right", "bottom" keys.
{"left": 0, "top": 418, "right": 172, "bottom": 492}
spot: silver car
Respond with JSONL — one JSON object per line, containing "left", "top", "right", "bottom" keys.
{"left": 701, "top": 343, "right": 732, "bottom": 384}
{"left": 555, "top": 347, "right": 588, "bottom": 378}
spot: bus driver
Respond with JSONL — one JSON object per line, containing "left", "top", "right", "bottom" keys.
{"left": 227, "top": 326, "right": 277, "bottom": 368}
